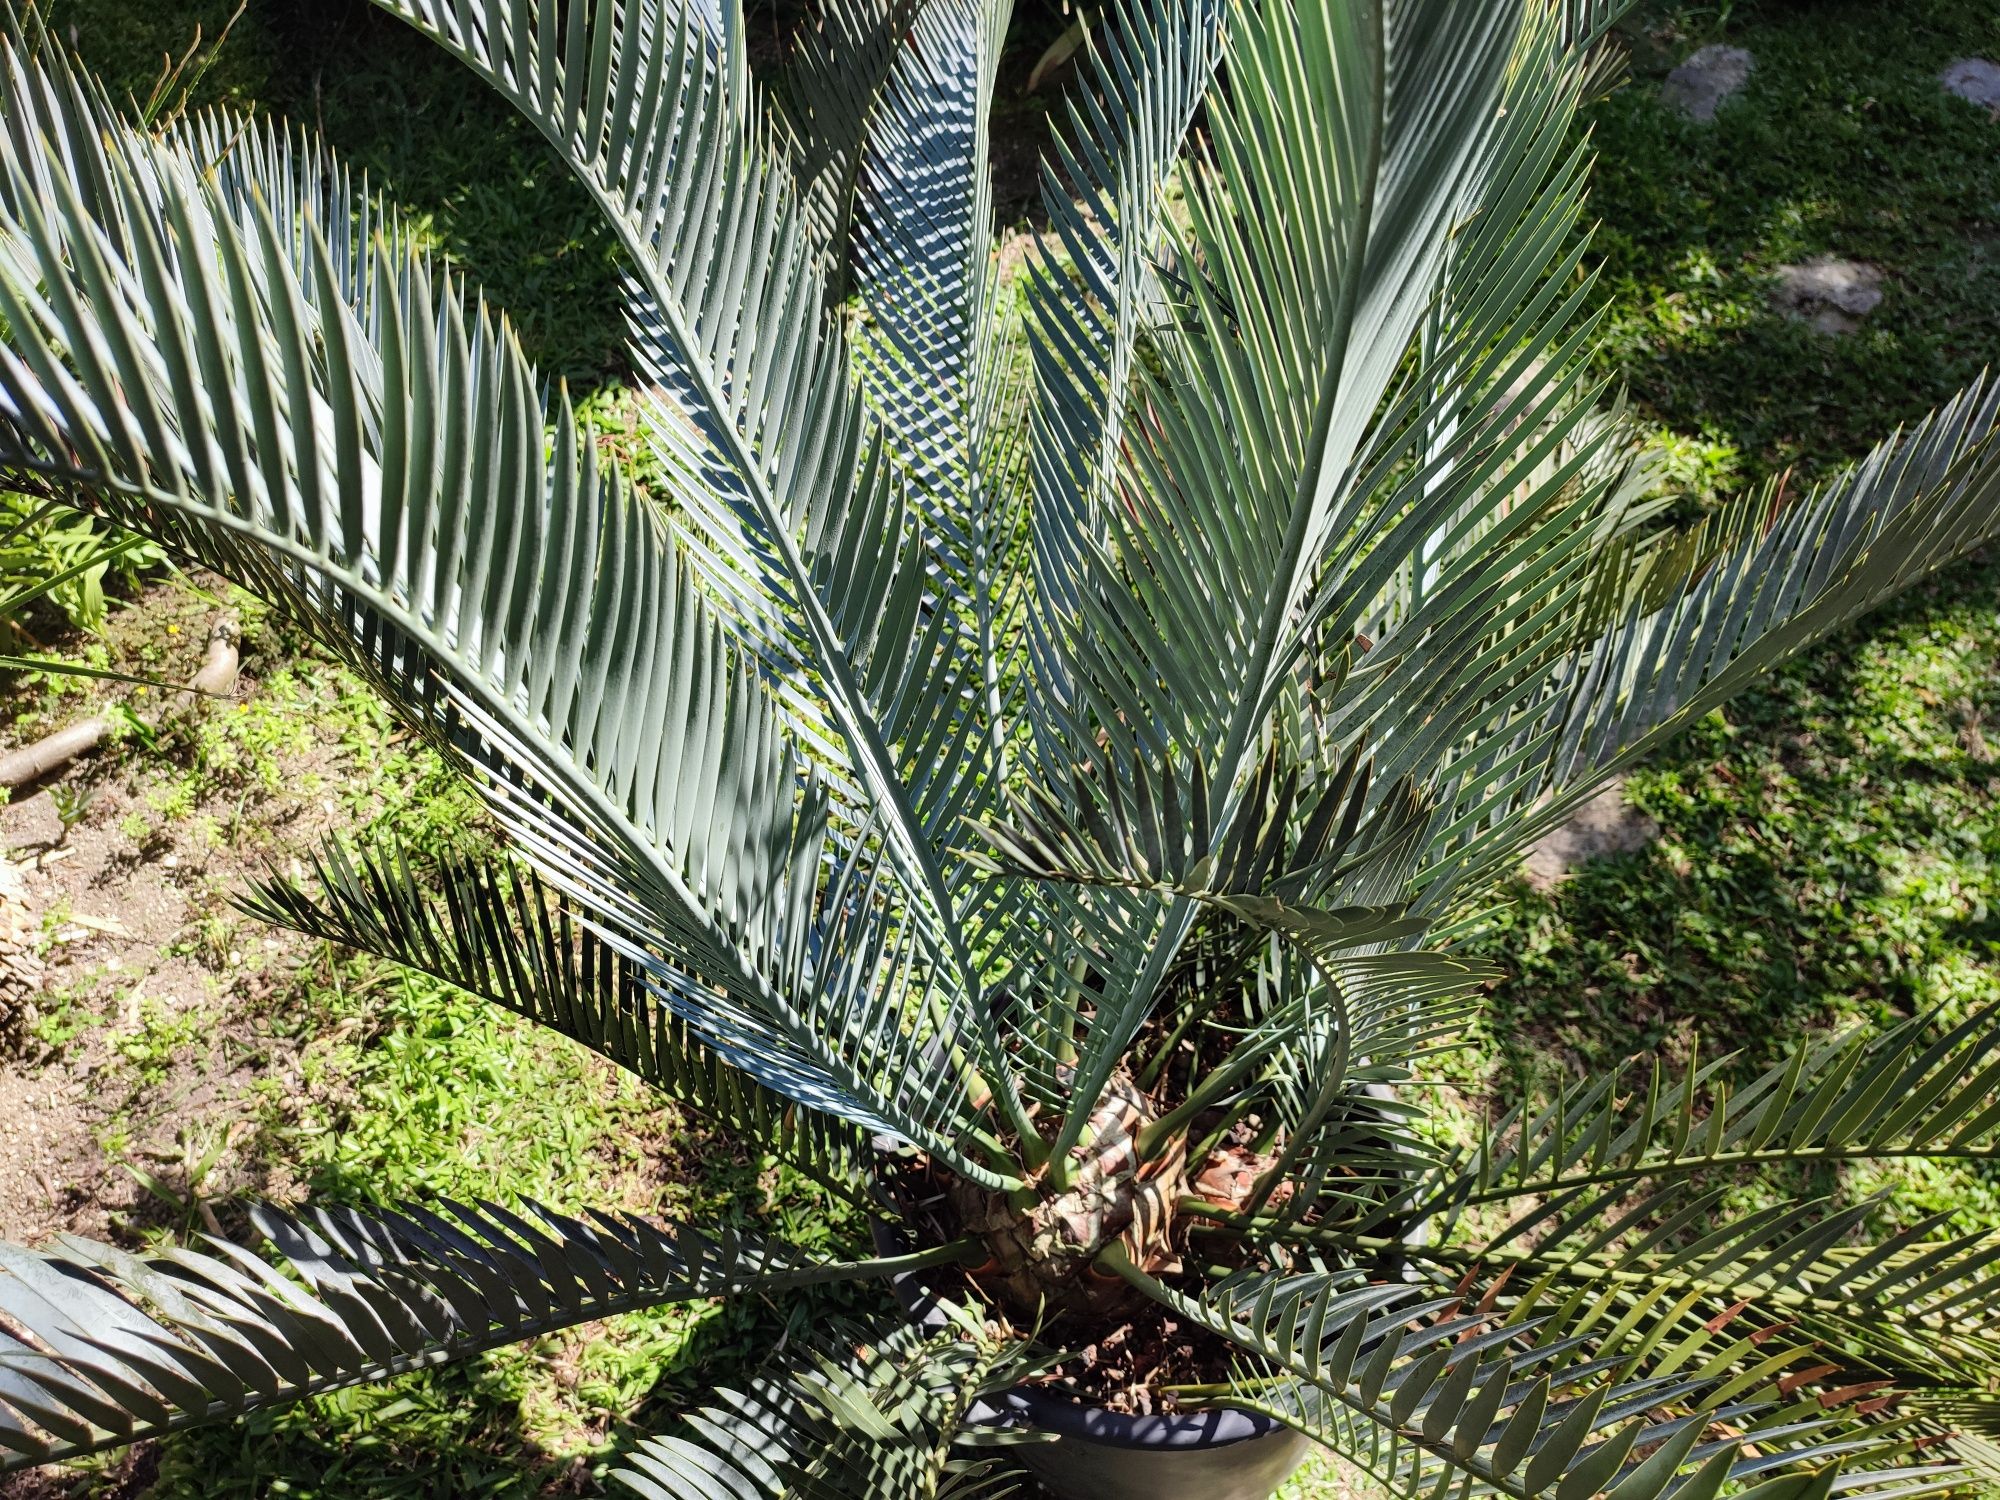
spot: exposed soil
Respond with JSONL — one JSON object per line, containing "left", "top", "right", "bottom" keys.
{"left": 1523, "top": 775, "right": 1661, "bottom": 889}
{"left": 0, "top": 579, "right": 712, "bottom": 1494}
{"left": 0, "top": 787, "right": 322, "bottom": 1245}
{"left": 0, "top": 592, "right": 345, "bottom": 1246}
{"left": 0, "top": 1446, "right": 160, "bottom": 1500}
{"left": 0, "top": 578, "right": 677, "bottom": 1250}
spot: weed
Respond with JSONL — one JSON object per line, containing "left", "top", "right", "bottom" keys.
{"left": 0, "top": 492, "right": 160, "bottom": 638}
{"left": 46, "top": 782, "right": 95, "bottom": 843}
{"left": 120, "top": 1122, "right": 236, "bottom": 1236}
{"left": 110, "top": 995, "right": 207, "bottom": 1086}
{"left": 30, "top": 977, "right": 102, "bottom": 1055}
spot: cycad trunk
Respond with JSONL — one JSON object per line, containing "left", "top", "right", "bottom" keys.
{"left": 950, "top": 1077, "right": 1187, "bottom": 1319}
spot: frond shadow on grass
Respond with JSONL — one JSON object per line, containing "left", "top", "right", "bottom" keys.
{"left": 1468, "top": 541, "right": 2000, "bottom": 1228}
{"left": 1589, "top": 0, "right": 2000, "bottom": 490}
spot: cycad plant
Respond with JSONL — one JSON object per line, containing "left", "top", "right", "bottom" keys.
{"left": 4, "top": 0, "right": 2000, "bottom": 1495}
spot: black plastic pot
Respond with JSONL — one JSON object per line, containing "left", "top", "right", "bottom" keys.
{"left": 869, "top": 1221, "right": 1312, "bottom": 1500}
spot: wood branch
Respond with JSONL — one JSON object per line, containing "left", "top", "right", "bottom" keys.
{"left": 182, "top": 613, "right": 241, "bottom": 700}
{"left": 0, "top": 612, "right": 241, "bottom": 792}
{"left": 0, "top": 715, "right": 110, "bottom": 790}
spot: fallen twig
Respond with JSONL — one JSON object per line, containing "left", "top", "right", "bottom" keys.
{"left": 180, "top": 614, "right": 242, "bottom": 701}
{"left": 0, "top": 715, "right": 111, "bottom": 791}
{"left": 0, "top": 612, "right": 240, "bottom": 792}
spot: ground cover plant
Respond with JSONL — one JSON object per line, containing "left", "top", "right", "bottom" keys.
{"left": 1463, "top": 0, "right": 2000, "bottom": 1228}
{"left": 0, "top": 574, "right": 846, "bottom": 1499}
{"left": 0, "top": 2, "right": 2000, "bottom": 1500}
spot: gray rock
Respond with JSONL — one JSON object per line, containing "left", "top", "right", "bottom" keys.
{"left": 1771, "top": 257, "right": 1885, "bottom": 334}
{"left": 1940, "top": 58, "right": 2000, "bottom": 111}
{"left": 1523, "top": 778, "right": 1659, "bottom": 890}
{"left": 1661, "top": 44, "right": 1755, "bottom": 123}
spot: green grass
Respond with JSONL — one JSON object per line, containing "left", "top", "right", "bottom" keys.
{"left": 1458, "top": 0, "right": 2000, "bottom": 1232}
{"left": 1589, "top": 0, "right": 2000, "bottom": 489}
{"left": 13, "top": 581, "right": 869, "bottom": 1498}
{"left": 12, "top": 0, "right": 2000, "bottom": 1494}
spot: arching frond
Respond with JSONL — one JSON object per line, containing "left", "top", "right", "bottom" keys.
{"left": 364, "top": 0, "right": 1025, "bottom": 1148}
{"left": 1420, "top": 375, "right": 2000, "bottom": 912}
{"left": 241, "top": 841, "right": 879, "bottom": 1206}
{"left": 997, "top": 0, "right": 1231, "bottom": 1116}
{"left": 851, "top": 0, "right": 1009, "bottom": 516}
{"left": 1438, "top": 1008, "right": 2000, "bottom": 1209}
{"left": 613, "top": 1315, "right": 1045, "bottom": 1500}
{"left": 779, "top": 0, "right": 925, "bottom": 275}
{"left": 847, "top": 0, "right": 1023, "bottom": 878}
{"left": 1283, "top": 1180, "right": 2000, "bottom": 1390}
{"left": 0, "top": 26, "right": 1009, "bottom": 1181}
{"left": 0, "top": 1197, "right": 963, "bottom": 1474}
{"left": 1022, "top": 0, "right": 1618, "bottom": 1170}
{"left": 1116, "top": 1256, "right": 1963, "bottom": 1500}
{"left": 1263, "top": 1009, "right": 2000, "bottom": 1381}
{"left": 1245, "top": 1378, "right": 1449, "bottom": 1499}
{"left": 1024, "top": 0, "right": 1226, "bottom": 670}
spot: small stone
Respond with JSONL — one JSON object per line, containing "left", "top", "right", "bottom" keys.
{"left": 1661, "top": 44, "right": 1755, "bottom": 123}
{"left": 1940, "top": 58, "right": 2000, "bottom": 112}
{"left": 1771, "top": 257, "right": 1885, "bottom": 334}
{"left": 1524, "top": 778, "right": 1659, "bottom": 889}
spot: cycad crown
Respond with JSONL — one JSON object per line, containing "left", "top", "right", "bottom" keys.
{"left": 1, "top": 0, "right": 1999, "bottom": 1495}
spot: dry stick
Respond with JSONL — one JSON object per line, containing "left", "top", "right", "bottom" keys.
{"left": 0, "top": 613, "right": 241, "bottom": 791}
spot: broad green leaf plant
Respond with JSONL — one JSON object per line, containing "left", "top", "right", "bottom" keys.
{"left": 2, "top": 0, "right": 2000, "bottom": 1495}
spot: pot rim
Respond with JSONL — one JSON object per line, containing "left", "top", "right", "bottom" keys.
{"left": 869, "top": 1218, "right": 1292, "bottom": 1452}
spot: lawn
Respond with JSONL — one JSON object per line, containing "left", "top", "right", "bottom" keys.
{"left": 2, "top": 0, "right": 1999, "bottom": 1495}
{"left": 1464, "top": 0, "right": 2000, "bottom": 1221}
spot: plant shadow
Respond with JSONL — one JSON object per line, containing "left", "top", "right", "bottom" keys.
{"left": 1587, "top": 0, "right": 2000, "bottom": 485}
{"left": 1474, "top": 544, "right": 2000, "bottom": 1104}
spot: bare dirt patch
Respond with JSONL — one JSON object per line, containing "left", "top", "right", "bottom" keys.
{"left": 0, "top": 594, "right": 351, "bottom": 1246}
{"left": 1523, "top": 776, "right": 1661, "bottom": 890}
{"left": 0, "top": 569, "right": 701, "bottom": 1241}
